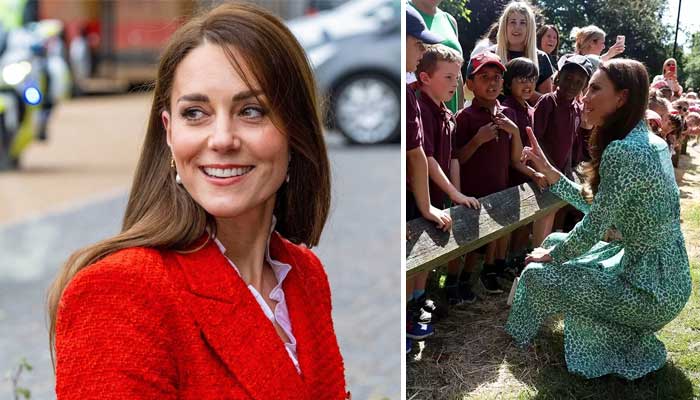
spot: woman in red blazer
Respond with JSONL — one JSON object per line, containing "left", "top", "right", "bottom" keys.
{"left": 47, "top": 3, "right": 347, "bottom": 399}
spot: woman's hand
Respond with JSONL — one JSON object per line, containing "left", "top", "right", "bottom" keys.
{"left": 521, "top": 127, "right": 561, "bottom": 186}
{"left": 525, "top": 247, "right": 553, "bottom": 265}
{"left": 601, "top": 41, "right": 625, "bottom": 61}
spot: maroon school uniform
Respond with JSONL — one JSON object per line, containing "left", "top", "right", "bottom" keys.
{"left": 502, "top": 95, "right": 534, "bottom": 186}
{"left": 417, "top": 91, "right": 455, "bottom": 208}
{"left": 406, "top": 84, "right": 424, "bottom": 221}
{"left": 533, "top": 91, "right": 582, "bottom": 176}
{"left": 454, "top": 98, "right": 518, "bottom": 198}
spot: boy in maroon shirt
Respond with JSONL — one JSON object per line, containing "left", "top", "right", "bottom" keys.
{"left": 415, "top": 45, "right": 479, "bottom": 210}
{"left": 405, "top": 6, "right": 448, "bottom": 347}
{"left": 532, "top": 54, "right": 592, "bottom": 246}
{"left": 451, "top": 52, "right": 541, "bottom": 295}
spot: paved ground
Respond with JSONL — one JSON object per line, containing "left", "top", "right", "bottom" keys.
{"left": 0, "top": 94, "right": 400, "bottom": 399}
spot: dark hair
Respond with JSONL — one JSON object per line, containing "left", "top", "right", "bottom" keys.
{"left": 503, "top": 57, "right": 538, "bottom": 96}
{"left": 581, "top": 59, "right": 649, "bottom": 201}
{"left": 536, "top": 24, "right": 559, "bottom": 56}
{"left": 486, "top": 22, "right": 499, "bottom": 43}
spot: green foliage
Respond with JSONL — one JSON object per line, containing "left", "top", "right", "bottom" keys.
{"left": 438, "top": 0, "right": 471, "bottom": 22}
{"left": 683, "top": 33, "right": 700, "bottom": 90}
{"left": 532, "top": 0, "right": 672, "bottom": 75}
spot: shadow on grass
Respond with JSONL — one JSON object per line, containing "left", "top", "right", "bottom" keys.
{"left": 503, "top": 325, "right": 696, "bottom": 400}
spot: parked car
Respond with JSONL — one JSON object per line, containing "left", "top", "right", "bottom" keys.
{"left": 288, "top": 0, "right": 400, "bottom": 144}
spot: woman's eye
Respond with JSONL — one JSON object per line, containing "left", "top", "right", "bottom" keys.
{"left": 240, "top": 105, "right": 266, "bottom": 119}
{"left": 182, "top": 108, "right": 205, "bottom": 121}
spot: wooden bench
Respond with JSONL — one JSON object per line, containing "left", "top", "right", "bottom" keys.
{"left": 406, "top": 182, "right": 568, "bottom": 278}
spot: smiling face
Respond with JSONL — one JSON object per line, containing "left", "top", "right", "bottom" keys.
{"left": 467, "top": 65, "right": 503, "bottom": 102}
{"left": 581, "top": 69, "right": 627, "bottom": 127}
{"left": 510, "top": 75, "right": 536, "bottom": 103}
{"left": 556, "top": 67, "right": 588, "bottom": 102}
{"left": 540, "top": 27, "right": 558, "bottom": 54}
{"left": 506, "top": 12, "right": 528, "bottom": 50}
{"left": 420, "top": 60, "right": 460, "bottom": 102}
{"left": 161, "top": 42, "right": 289, "bottom": 220}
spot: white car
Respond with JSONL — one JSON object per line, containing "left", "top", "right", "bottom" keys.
{"left": 288, "top": 0, "right": 400, "bottom": 144}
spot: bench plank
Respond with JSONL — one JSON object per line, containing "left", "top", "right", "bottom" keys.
{"left": 406, "top": 183, "right": 568, "bottom": 277}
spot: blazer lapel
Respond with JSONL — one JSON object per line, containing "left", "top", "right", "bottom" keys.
{"left": 172, "top": 237, "right": 305, "bottom": 400}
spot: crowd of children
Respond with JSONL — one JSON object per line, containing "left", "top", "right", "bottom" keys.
{"left": 405, "top": 1, "right": 699, "bottom": 354}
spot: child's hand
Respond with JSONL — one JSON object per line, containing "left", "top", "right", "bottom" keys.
{"left": 475, "top": 123, "right": 498, "bottom": 145}
{"left": 423, "top": 206, "right": 452, "bottom": 232}
{"left": 494, "top": 113, "right": 518, "bottom": 137}
{"left": 450, "top": 192, "right": 480, "bottom": 209}
{"left": 532, "top": 172, "right": 548, "bottom": 190}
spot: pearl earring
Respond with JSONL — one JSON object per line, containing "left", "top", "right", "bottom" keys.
{"left": 176, "top": 173, "right": 182, "bottom": 184}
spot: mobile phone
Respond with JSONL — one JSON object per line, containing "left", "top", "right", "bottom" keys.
{"left": 616, "top": 35, "right": 625, "bottom": 46}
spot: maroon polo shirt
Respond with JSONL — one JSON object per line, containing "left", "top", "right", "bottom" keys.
{"left": 533, "top": 91, "right": 581, "bottom": 175}
{"left": 406, "top": 84, "right": 423, "bottom": 190}
{"left": 502, "top": 95, "right": 534, "bottom": 186}
{"left": 417, "top": 91, "right": 455, "bottom": 207}
{"left": 454, "top": 98, "right": 518, "bottom": 198}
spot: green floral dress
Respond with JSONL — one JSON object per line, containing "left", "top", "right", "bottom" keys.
{"left": 505, "top": 121, "right": 692, "bottom": 379}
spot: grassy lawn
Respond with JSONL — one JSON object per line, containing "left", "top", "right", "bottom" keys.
{"left": 407, "top": 149, "right": 700, "bottom": 400}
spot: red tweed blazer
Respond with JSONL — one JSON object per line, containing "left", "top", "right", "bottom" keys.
{"left": 55, "top": 232, "right": 347, "bottom": 399}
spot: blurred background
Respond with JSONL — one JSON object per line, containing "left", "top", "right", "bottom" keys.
{"left": 0, "top": 0, "right": 400, "bottom": 399}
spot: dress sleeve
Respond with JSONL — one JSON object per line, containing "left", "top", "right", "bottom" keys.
{"left": 55, "top": 260, "right": 178, "bottom": 399}
{"left": 549, "top": 141, "right": 632, "bottom": 263}
{"left": 549, "top": 175, "right": 591, "bottom": 214}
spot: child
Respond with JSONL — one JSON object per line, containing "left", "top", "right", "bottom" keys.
{"left": 415, "top": 45, "right": 480, "bottom": 306}
{"left": 452, "top": 52, "right": 538, "bottom": 294}
{"left": 531, "top": 54, "right": 592, "bottom": 247}
{"left": 501, "top": 57, "right": 547, "bottom": 275}
{"left": 405, "top": 6, "right": 447, "bottom": 349}
{"left": 665, "top": 112, "right": 684, "bottom": 168}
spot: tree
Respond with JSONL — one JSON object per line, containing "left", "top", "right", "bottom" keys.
{"left": 532, "top": 0, "right": 672, "bottom": 76}
{"left": 440, "top": 0, "right": 673, "bottom": 80}
{"left": 683, "top": 32, "right": 700, "bottom": 90}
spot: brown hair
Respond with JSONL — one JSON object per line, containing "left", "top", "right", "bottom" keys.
{"left": 536, "top": 24, "right": 559, "bottom": 56}
{"left": 416, "top": 44, "right": 464, "bottom": 82}
{"left": 46, "top": 2, "right": 330, "bottom": 367}
{"left": 581, "top": 59, "right": 649, "bottom": 201}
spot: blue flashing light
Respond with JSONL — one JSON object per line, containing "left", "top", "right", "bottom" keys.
{"left": 23, "top": 87, "right": 42, "bottom": 105}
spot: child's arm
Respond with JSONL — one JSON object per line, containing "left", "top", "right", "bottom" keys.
{"left": 454, "top": 123, "right": 498, "bottom": 164}
{"left": 407, "top": 147, "right": 452, "bottom": 230}
{"left": 427, "top": 157, "right": 479, "bottom": 209}
{"left": 508, "top": 124, "right": 548, "bottom": 189}
{"left": 449, "top": 158, "right": 460, "bottom": 191}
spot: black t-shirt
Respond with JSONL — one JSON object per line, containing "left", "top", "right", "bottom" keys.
{"left": 489, "top": 45, "right": 555, "bottom": 87}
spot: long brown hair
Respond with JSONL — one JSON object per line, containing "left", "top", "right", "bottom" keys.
{"left": 47, "top": 2, "right": 330, "bottom": 367}
{"left": 581, "top": 59, "right": 649, "bottom": 201}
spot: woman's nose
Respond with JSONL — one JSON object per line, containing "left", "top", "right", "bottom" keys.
{"left": 209, "top": 115, "right": 241, "bottom": 151}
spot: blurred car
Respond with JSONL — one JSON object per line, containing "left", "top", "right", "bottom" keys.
{"left": 288, "top": 0, "right": 400, "bottom": 144}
